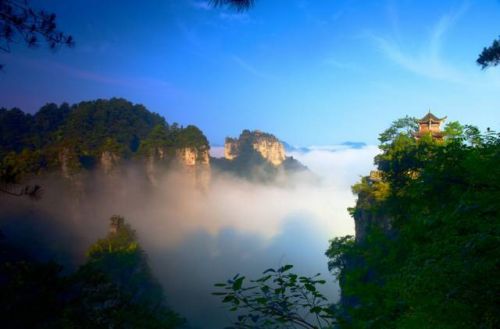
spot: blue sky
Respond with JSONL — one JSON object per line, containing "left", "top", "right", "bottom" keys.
{"left": 0, "top": 0, "right": 499, "bottom": 145}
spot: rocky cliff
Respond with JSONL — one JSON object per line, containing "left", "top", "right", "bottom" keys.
{"left": 212, "top": 130, "right": 307, "bottom": 182}
{"left": 224, "top": 130, "right": 286, "bottom": 166}
{"left": 177, "top": 147, "right": 210, "bottom": 190}
{"left": 143, "top": 146, "right": 210, "bottom": 189}
{"left": 100, "top": 151, "right": 121, "bottom": 176}
{"left": 176, "top": 147, "right": 210, "bottom": 166}
{"left": 351, "top": 170, "right": 392, "bottom": 243}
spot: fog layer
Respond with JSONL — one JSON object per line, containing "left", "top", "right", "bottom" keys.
{"left": 0, "top": 145, "right": 378, "bottom": 328}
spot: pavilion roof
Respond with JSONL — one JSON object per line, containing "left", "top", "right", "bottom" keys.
{"left": 419, "top": 111, "right": 447, "bottom": 123}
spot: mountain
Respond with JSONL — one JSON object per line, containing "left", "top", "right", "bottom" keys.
{"left": 326, "top": 123, "right": 500, "bottom": 328}
{"left": 281, "top": 141, "right": 367, "bottom": 153}
{"left": 0, "top": 98, "right": 210, "bottom": 185}
{"left": 1, "top": 99, "right": 306, "bottom": 188}
{"left": 212, "top": 130, "right": 307, "bottom": 182}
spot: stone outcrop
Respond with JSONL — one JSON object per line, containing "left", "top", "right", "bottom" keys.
{"left": 224, "top": 130, "right": 286, "bottom": 166}
{"left": 145, "top": 146, "right": 211, "bottom": 189}
{"left": 145, "top": 147, "right": 170, "bottom": 185}
{"left": 100, "top": 151, "right": 121, "bottom": 175}
{"left": 352, "top": 171, "right": 392, "bottom": 243}
{"left": 57, "top": 147, "right": 85, "bottom": 208}
{"left": 58, "top": 147, "right": 80, "bottom": 179}
{"left": 176, "top": 147, "right": 210, "bottom": 166}
{"left": 224, "top": 138, "right": 239, "bottom": 160}
{"left": 176, "top": 147, "right": 211, "bottom": 190}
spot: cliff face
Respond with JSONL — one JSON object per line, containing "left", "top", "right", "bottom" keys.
{"left": 145, "top": 146, "right": 210, "bottom": 188}
{"left": 58, "top": 147, "right": 80, "bottom": 179}
{"left": 100, "top": 151, "right": 121, "bottom": 175}
{"left": 252, "top": 138, "right": 286, "bottom": 166}
{"left": 351, "top": 171, "right": 392, "bottom": 243}
{"left": 145, "top": 147, "right": 169, "bottom": 186}
{"left": 224, "top": 130, "right": 286, "bottom": 166}
{"left": 176, "top": 147, "right": 210, "bottom": 166}
{"left": 224, "top": 138, "right": 239, "bottom": 160}
{"left": 57, "top": 144, "right": 211, "bottom": 189}
{"left": 176, "top": 147, "right": 210, "bottom": 190}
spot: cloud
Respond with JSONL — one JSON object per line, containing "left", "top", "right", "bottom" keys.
{"left": 231, "top": 55, "right": 279, "bottom": 81}
{"left": 367, "top": 3, "right": 469, "bottom": 83}
{"left": 289, "top": 145, "right": 379, "bottom": 189}
{"left": 323, "top": 58, "right": 362, "bottom": 72}
{"left": 219, "top": 12, "right": 251, "bottom": 22}
{"left": 1, "top": 145, "right": 378, "bottom": 328}
{"left": 4, "top": 54, "right": 179, "bottom": 95}
{"left": 191, "top": 1, "right": 212, "bottom": 11}
{"left": 209, "top": 146, "right": 225, "bottom": 158}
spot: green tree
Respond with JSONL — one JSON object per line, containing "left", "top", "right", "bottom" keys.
{"left": 377, "top": 116, "right": 419, "bottom": 148}
{"left": 0, "top": 216, "right": 185, "bottom": 328}
{"left": 213, "top": 264, "right": 335, "bottom": 329}
{"left": 443, "top": 120, "right": 464, "bottom": 141}
{"left": 477, "top": 36, "right": 500, "bottom": 69}
{"left": 327, "top": 118, "right": 500, "bottom": 329}
{"left": 69, "top": 215, "right": 184, "bottom": 328}
{"left": 0, "top": 0, "right": 74, "bottom": 69}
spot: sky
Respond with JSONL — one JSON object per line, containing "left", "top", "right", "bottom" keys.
{"left": 0, "top": 0, "right": 499, "bottom": 146}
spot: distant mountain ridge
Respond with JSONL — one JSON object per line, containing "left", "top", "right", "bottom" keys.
{"left": 0, "top": 99, "right": 307, "bottom": 185}
{"left": 212, "top": 130, "right": 307, "bottom": 182}
{"left": 282, "top": 141, "right": 367, "bottom": 153}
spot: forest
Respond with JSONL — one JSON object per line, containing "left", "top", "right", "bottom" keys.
{"left": 1, "top": 107, "right": 498, "bottom": 328}
{"left": 0, "top": 98, "right": 209, "bottom": 185}
{"left": 1, "top": 0, "right": 499, "bottom": 328}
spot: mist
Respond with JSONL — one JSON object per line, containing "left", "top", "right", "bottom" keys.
{"left": 0, "top": 145, "right": 378, "bottom": 328}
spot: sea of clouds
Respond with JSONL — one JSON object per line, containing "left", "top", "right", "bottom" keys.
{"left": 1, "top": 143, "right": 379, "bottom": 328}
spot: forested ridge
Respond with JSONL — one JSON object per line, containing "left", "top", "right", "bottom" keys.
{"left": 0, "top": 98, "right": 209, "bottom": 183}
{"left": 326, "top": 119, "right": 500, "bottom": 329}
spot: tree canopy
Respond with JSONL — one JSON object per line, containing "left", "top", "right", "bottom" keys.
{"left": 326, "top": 119, "right": 500, "bottom": 328}
{"left": 477, "top": 36, "right": 500, "bottom": 69}
{"left": 0, "top": 98, "right": 209, "bottom": 183}
{"left": 0, "top": 0, "right": 73, "bottom": 69}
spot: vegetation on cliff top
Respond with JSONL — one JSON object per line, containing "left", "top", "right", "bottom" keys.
{"left": 0, "top": 98, "right": 209, "bottom": 183}
{"left": 326, "top": 119, "right": 500, "bottom": 328}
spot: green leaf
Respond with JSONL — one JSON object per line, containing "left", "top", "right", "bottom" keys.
{"left": 310, "top": 306, "right": 322, "bottom": 314}
{"left": 232, "top": 276, "right": 245, "bottom": 290}
{"left": 222, "top": 295, "right": 235, "bottom": 303}
{"left": 256, "top": 274, "right": 272, "bottom": 282}
{"left": 278, "top": 264, "right": 293, "bottom": 273}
